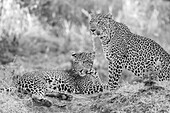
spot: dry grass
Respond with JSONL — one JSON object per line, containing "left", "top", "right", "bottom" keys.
{"left": 1, "top": 75, "right": 170, "bottom": 113}
{"left": 0, "top": 93, "right": 31, "bottom": 113}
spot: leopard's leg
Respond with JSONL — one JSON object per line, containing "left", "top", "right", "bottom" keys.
{"left": 107, "top": 61, "right": 123, "bottom": 91}
{"left": 30, "top": 88, "right": 46, "bottom": 100}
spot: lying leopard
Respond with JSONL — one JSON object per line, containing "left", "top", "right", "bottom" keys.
{"left": 9, "top": 51, "right": 109, "bottom": 99}
{"left": 89, "top": 13, "right": 170, "bottom": 90}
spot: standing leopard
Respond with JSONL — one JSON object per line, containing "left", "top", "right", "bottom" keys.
{"left": 89, "top": 13, "right": 170, "bottom": 90}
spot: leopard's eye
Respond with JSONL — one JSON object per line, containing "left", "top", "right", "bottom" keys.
{"left": 71, "top": 53, "right": 76, "bottom": 57}
{"left": 98, "top": 21, "right": 105, "bottom": 26}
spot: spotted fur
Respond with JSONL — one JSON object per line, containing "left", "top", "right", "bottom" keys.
{"left": 11, "top": 52, "right": 108, "bottom": 99}
{"left": 71, "top": 51, "right": 109, "bottom": 95}
{"left": 12, "top": 70, "right": 77, "bottom": 99}
{"left": 89, "top": 13, "right": 170, "bottom": 90}
{"left": 72, "top": 51, "right": 95, "bottom": 72}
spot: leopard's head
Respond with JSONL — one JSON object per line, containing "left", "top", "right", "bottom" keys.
{"left": 71, "top": 51, "right": 95, "bottom": 62}
{"left": 71, "top": 51, "right": 95, "bottom": 75}
{"left": 89, "top": 13, "right": 115, "bottom": 45}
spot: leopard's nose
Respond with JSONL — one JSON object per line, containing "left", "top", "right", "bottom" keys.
{"left": 90, "top": 29, "right": 95, "bottom": 32}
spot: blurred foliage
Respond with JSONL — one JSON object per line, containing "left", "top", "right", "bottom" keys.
{"left": 17, "top": 0, "right": 122, "bottom": 26}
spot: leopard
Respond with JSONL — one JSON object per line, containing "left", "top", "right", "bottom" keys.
{"left": 89, "top": 13, "right": 170, "bottom": 90}
{"left": 71, "top": 51, "right": 110, "bottom": 95}
{"left": 11, "top": 51, "right": 109, "bottom": 99}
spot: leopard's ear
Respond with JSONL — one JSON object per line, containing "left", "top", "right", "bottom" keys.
{"left": 71, "top": 51, "right": 78, "bottom": 61}
{"left": 11, "top": 74, "right": 20, "bottom": 86}
{"left": 105, "top": 13, "right": 112, "bottom": 19}
{"left": 81, "top": 9, "right": 91, "bottom": 21}
{"left": 89, "top": 11, "right": 97, "bottom": 20}
{"left": 12, "top": 74, "right": 20, "bottom": 81}
{"left": 71, "top": 51, "right": 76, "bottom": 57}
